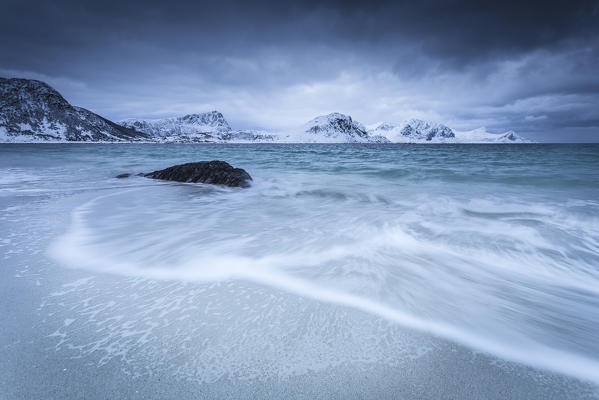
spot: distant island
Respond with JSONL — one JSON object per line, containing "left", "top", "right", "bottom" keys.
{"left": 0, "top": 78, "right": 529, "bottom": 143}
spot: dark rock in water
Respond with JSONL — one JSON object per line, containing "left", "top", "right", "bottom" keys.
{"left": 145, "top": 161, "right": 252, "bottom": 188}
{"left": 115, "top": 173, "right": 131, "bottom": 179}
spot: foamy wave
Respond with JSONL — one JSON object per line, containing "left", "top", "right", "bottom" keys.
{"left": 48, "top": 184, "right": 599, "bottom": 384}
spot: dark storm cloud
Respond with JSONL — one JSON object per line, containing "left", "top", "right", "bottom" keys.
{"left": 1, "top": 0, "right": 598, "bottom": 140}
{"left": 4, "top": 1, "right": 597, "bottom": 65}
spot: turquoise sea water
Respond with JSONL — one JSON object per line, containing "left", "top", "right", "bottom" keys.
{"left": 1, "top": 143, "right": 599, "bottom": 399}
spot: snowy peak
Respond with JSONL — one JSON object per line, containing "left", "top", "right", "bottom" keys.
{"left": 1, "top": 78, "right": 70, "bottom": 110}
{"left": 369, "top": 120, "right": 531, "bottom": 143}
{"left": 0, "top": 77, "right": 148, "bottom": 142}
{"left": 306, "top": 113, "right": 367, "bottom": 138}
{"left": 400, "top": 119, "right": 455, "bottom": 140}
{"left": 303, "top": 113, "right": 389, "bottom": 143}
{"left": 496, "top": 131, "right": 527, "bottom": 142}
{"left": 453, "top": 128, "right": 530, "bottom": 143}
{"left": 370, "top": 119, "right": 455, "bottom": 142}
{"left": 179, "top": 111, "right": 231, "bottom": 131}
{"left": 120, "top": 111, "right": 232, "bottom": 139}
{"left": 119, "top": 112, "right": 277, "bottom": 143}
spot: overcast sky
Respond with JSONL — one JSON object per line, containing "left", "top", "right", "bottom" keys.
{"left": 2, "top": 0, "right": 598, "bottom": 141}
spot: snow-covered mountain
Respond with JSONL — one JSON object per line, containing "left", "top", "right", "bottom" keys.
{"left": 369, "top": 119, "right": 455, "bottom": 142}
{"left": 0, "top": 78, "right": 149, "bottom": 142}
{"left": 0, "top": 78, "right": 531, "bottom": 144}
{"left": 0, "top": 78, "right": 273, "bottom": 143}
{"left": 120, "top": 112, "right": 275, "bottom": 143}
{"left": 369, "top": 120, "right": 530, "bottom": 143}
{"left": 120, "top": 111, "right": 230, "bottom": 137}
{"left": 453, "top": 128, "right": 530, "bottom": 143}
{"left": 219, "top": 129, "right": 277, "bottom": 143}
{"left": 281, "top": 113, "right": 389, "bottom": 143}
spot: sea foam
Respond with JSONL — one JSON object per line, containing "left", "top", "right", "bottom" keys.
{"left": 49, "top": 176, "right": 599, "bottom": 383}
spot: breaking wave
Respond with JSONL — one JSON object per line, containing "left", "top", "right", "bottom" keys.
{"left": 49, "top": 174, "right": 599, "bottom": 383}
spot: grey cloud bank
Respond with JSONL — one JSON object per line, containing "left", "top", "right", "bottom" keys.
{"left": 2, "top": 0, "right": 598, "bottom": 142}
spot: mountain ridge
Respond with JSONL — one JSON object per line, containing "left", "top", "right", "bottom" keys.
{"left": 0, "top": 78, "right": 531, "bottom": 143}
{"left": 120, "top": 112, "right": 276, "bottom": 143}
{"left": 296, "top": 112, "right": 390, "bottom": 143}
{"left": 0, "top": 77, "right": 149, "bottom": 142}
{"left": 368, "top": 120, "right": 529, "bottom": 143}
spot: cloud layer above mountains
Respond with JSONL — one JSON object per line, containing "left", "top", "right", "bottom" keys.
{"left": 2, "top": 0, "right": 598, "bottom": 141}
